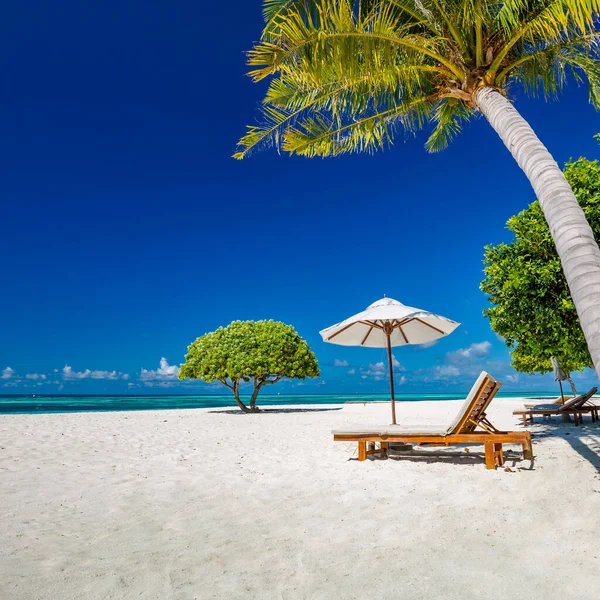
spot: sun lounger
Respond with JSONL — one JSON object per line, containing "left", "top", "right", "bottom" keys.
{"left": 333, "top": 372, "right": 532, "bottom": 470}
{"left": 523, "top": 396, "right": 571, "bottom": 408}
{"left": 513, "top": 387, "right": 599, "bottom": 426}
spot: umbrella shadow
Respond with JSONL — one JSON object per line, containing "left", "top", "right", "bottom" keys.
{"left": 208, "top": 407, "right": 343, "bottom": 415}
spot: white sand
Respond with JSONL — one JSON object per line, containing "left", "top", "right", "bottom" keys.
{"left": 1, "top": 397, "right": 600, "bottom": 600}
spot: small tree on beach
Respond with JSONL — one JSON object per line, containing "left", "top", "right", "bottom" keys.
{"left": 179, "top": 320, "right": 320, "bottom": 413}
{"left": 234, "top": 0, "right": 600, "bottom": 379}
{"left": 481, "top": 153, "right": 600, "bottom": 375}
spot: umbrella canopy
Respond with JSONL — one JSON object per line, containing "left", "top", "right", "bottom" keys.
{"left": 320, "top": 297, "right": 460, "bottom": 423}
{"left": 551, "top": 356, "right": 568, "bottom": 381}
{"left": 551, "top": 356, "right": 578, "bottom": 402}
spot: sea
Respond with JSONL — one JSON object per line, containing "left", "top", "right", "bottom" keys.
{"left": 0, "top": 391, "right": 558, "bottom": 415}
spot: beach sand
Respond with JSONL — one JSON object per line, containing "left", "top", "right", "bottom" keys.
{"left": 1, "top": 397, "right": 600, "bottom": 599}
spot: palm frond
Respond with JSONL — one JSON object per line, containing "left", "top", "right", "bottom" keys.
{"left": 234, "top": 104, "right": 297, "bottom": 160}
{"left": 266, "top": 64, "right": 441, "bottom": 111}
{"left": 281, "top": 98, "right": 432, "bottom": 157}
{"left": 238, "top": 0, "right": 600, "bottom": 159}
{"left": 490, "top": 0, "right": 600, "bottom": 75}
{"left": 262, "top": 0, "right": 314, "bottom": 39}
{"left": 263, "top": 0, "right": 304, "bottom": 23}
{"left": 427, "top": 0, "right": 471, "bottom": 56}
{"left": 501, "top": 34, "right": 600, "bottom": 108}
{"left": 425, "top": 98, "right": 475, "bottom": 152}
{"left": 235, "top": 65, "right": 440, "bottom": 159}
{"left": 247, "top": 0, "right": 465, "bottom": 83}
{"left": 387, "top": 0, "right": 439, "bottom": 28}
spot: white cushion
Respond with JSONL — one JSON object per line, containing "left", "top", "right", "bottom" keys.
{"left": 445, "top": 371, "right": 491, "bottom": 434}
{"left": 332, "top": 426, "right": 447, "bottom": 436}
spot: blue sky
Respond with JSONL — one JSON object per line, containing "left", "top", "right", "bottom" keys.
{"left": 1, "top": 1, "right": 599, "bottom": 395}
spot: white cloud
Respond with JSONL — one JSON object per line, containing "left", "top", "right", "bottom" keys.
{"left": 391, "top": 355, "right": 405, "bottom": 371}
{"left": 361, "top": 361, "right": 387, "bottom": 380}
{"left": 506, "top": 374, "right": 519, "bottom": 383}
{"left": 25, "top": 373, "right": 47, "bottom": 381}
{"left": 63, "top": 365, "right": 129, "bottom": 381}
{"left": 447, "top": 341, "right": 492, "bottom": 364}
{"left": 360, "top": 356, "right": 404, "bottom": 380}
{"left": 333, "top": 359, "right": 349, "bottom": 367}
{"left": 433, "top": 365, "right": 461, "bottom": 380}
{"left": 318, "top": 380, "right": 326, "bottom": 385}
{"left": 63, "top": 365, "right": 91, "bottom": 380}
{"left": 90, "top": 370, "right": 119, "bottom": 380}
{"left": 348, "top": 369, "right": 356, "bottom": 375}
{"left": 1, "top": 366, "right": 14, "bottom": 380}
{"left": 140, "top": 357, "right": 180, "bottom": 381}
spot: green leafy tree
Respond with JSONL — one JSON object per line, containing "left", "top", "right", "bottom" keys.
{"left": 179, "top": 320, "right": 320, "bottom": 412}
{"left": 234, "top": 0, "right": 600, "bottom": 379}
{"left": 481, "top": 154, "right": 600, "bottom": 375}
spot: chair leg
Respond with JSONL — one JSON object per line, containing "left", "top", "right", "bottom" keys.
{"left": 494, "top": 443, "right": 504, "bottom": 466}
{"left": 380, "top": 442, "right": 388, "bottom": 457}
{"left": 358, "top": 441, "right": 367, "bottom": 461}
{"left": 484, "top": 442, "right": 496, "bottom": 469}
{"left": 522, "top": 415, "right": 527, "bottom": 427}
{"left": 522, "top": 437, "right": 533, "bottom": 460}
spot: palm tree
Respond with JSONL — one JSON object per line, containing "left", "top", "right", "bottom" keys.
{"left": 235, "top": 0, "right": 600, "bottom": 377}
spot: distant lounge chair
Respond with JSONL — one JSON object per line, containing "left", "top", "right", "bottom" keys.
{"left": 513, "top": 387, "right": 599, "bottom": 426}
{"left": 523, "top": 396, "right": 571, "bottom": 408}
{"left": 332, "top": 372, "right": 532, "bottom": 470}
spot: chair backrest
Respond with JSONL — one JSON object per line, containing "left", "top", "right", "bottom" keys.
{"left": 446, "top": 372, "right": 502, "bottom": 434}
{"left": 559, "top": 387, "right": 598, "bottom": 411}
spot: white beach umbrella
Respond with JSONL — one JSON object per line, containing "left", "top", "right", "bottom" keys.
{"left": 551, "top": 356, "right": 577, "bottom": 403}
{"left": 319, "top": 296, "right": 460, "bottom": 424}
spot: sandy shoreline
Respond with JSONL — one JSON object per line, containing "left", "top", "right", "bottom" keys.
{"left": 2, "top": 398, "right": 600, "bottom": 599}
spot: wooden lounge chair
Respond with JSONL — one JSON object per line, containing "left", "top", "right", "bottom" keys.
{"left": 333, "top": 372, "right": 532, "bottom": 470}
{"left": 513, "top": 387, "right": 599, "bottom": 426}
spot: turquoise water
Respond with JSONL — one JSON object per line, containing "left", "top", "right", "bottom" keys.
{"left": 0, "top": 392, "right": 557, "bottom": 415}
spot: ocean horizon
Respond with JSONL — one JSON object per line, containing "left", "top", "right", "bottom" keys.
{"left": 0, "top": 391, "right": 559, "bottom": 415}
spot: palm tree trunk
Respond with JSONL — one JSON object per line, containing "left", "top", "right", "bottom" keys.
{"left": 475, "top": 87, "right": 600, "bottom": 380}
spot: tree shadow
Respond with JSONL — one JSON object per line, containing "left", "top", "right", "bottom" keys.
{"left": 208, "top": 407, "right": 344, "bottom": 415}
{"left": 526, "top": 417, "right": 600, "bottom": 472}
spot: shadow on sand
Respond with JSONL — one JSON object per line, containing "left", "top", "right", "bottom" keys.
{"left": 351, "top": 447, "right": 534, "bottom": 470}
{"left": 528, "top": 415, "right": 600, "bottom": 472}
{"left": 208, "top": 407, "right": 344, "bottom": 415}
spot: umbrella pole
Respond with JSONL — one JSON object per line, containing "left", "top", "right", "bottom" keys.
{"left": 386, "top": 328, "right": 396, "bottom": 425}
{"left": 559, "top": 380, "right": 564, "bottom": 404}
